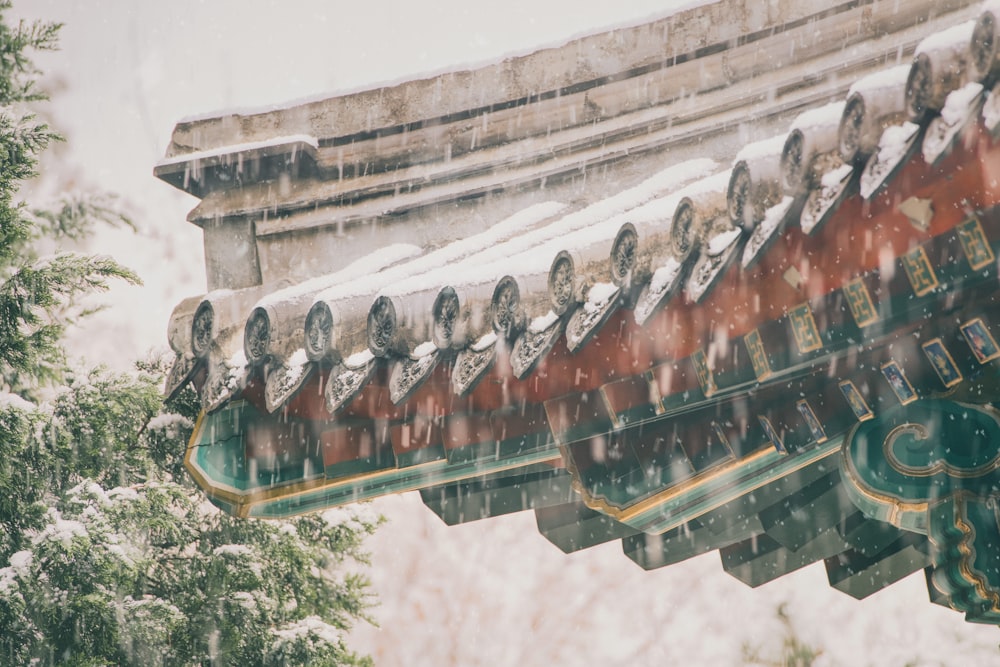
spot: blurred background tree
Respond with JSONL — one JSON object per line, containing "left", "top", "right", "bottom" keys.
{"left": 0, "top": 4, "right": 378, "bottom": 664}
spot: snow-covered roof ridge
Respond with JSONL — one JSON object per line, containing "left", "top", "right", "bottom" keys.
{"left": 847, "top": 65, "right": 911, "bottom": 97}
{"left": 734, "top": 135, "right": 787, "bottom": 164}
{"left": 311, "top": 201, "right": 568, "bottom": 304}
{"left": 915, "top": 19, "right": 976, "bottom": 57}
{"left": 160, "top": 0, "right": 968, "bottom": 167}
{"left": 155, "top": 135, "right": 318, "bottom": 168}
{"left": 379, "top": 159, "right": 718, "bottom": 296}
{"left": 256, "top": 243, "right": 422, "bottom": 309}
{"left": 161, "top": 0, "right": 738, "bottom": 156}
{"left": 789, "top": 101, "right": 846, "bottom": 132}
{"left": 176, "top": 1, "right": 719, "bottom": 128}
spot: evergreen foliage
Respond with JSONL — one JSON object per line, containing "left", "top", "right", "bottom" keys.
{"left": 0, "top": 5, "right": 379, "bottom": 665}
{"left": 0, "top": 1, "right": 137, "bottom": 398}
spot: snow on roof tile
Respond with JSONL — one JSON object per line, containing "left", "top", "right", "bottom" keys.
{"left": 155, "top": 134, "right": 318, "bottom": 168}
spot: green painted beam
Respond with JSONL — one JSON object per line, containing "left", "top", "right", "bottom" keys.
{"left": 835, "top": 511, "right": 911, "bottom": 558}
{"left": 419, "top": 467, "right": 575, "bottom": 526}
{"left": 758, "top": 471, "right": 856, "bottom": 552}
{"left": 535, "top": 501, "right": 639, "bottom": 554}
{"left": 721, "top": 527, "right": 852, "bottom": 588}
{"left": 623, "top": 511, "right": 762, "bottom": 571}
{"left": 626, "top": 438, "right": 840, "bottom": 534}
{"left": 824, "top": 532, "right": 929, "bottom": 600}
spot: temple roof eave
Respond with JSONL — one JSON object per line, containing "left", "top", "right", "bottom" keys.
{"left": 159, "top": 0, "right": 1000, "bottom": 628}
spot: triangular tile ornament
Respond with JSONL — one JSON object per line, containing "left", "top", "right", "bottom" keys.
{"left": 452, "top": 333, "right": 498, "bottom": 397}
{"left": 389, "top": 347, "right": 441, "bottom": 405}
{"left": 264, "top": 356, "right": 315, "bottom": 414}
{"left": 742, "top": 197, "right": 794, "bottom": 269}
{"left": 983, "top": 83, "right": 1000, "bottom": 137}
{"left": 324, "top": 352, "right": 378, "bottom": 414}
{"left": 633, "top": 256, "right": 685, "bottom": 326}
{"left": 922, "top": 83, "right": 983, "bottom": 166}
{"left": 566, "top": 284, "right": 620, "bottom": 353}
{"left": 685, "top": 227, "right": 742, "bottom": 303}
{"left": 164, "top": 352, "right": 199, "bottom": 400}
{"left": 202, "top": 346, "right": 249, "bottom": 413}
{"left": 510, "top": 313, "right": 564, "bottom": 380}
{"left": 800, "top": 165, "right": 854, "bottom": 235}
{"left": 860, "top": 122, "right": 921, "bottom": 200}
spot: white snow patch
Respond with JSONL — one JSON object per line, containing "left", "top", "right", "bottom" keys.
{"left": 734, "top": 135, "right": 786, "bottom": 164}
{"left": 67, "top": 480, "right": 112, "bottom": 506}
{"left": 0, "top": 550, "right": 33, "bottom": 593}
{"left": 257, "top": 243, "right": 422, "bottom": 308}
{"left": 0, "top": 570, "right": 14, "bottom": 594}
{"left": 107, "top": 486, "right": 140, "bottom": 503}
{"left": 104, "top": 542, "right": 137, "bottom": 567}
{"left": 282, "top": 348, "right": 310, "bottom": 384}
{"left": 33, "top": 512, "right": 88, "bottom": 547}
{"left": 626, "top": 170, "right": 729, "bottom": 228}
{"left": 157, "top": 134, "right": 318, "bottom": 166}
{"left": 789, "top": 101, "right": 845, "bottom": 131}
{"left": 231, "top": 591, "right": 259, "bottom": 611}
{"left": 9, "top": 550, "right": 32, "bottom": 571}
{"left": 213, "top": 544, "right": 254, "bottom": 557}
{"left": 320, "top": 504, "right": 380, "bottom": 529}
{"left": 878, "top": 123, "right": 921, "bottom": 157}
{"left": 315, "top": 201, "right": 566, "bottom": 303}
{"left": 381, "top": 159, "right": 717, "bottom": 296}
{"left": 669, "top": 170, "right": 733, "bottom": 201}
{"left": 802, "top": 165, "right": 854, "bottom": 235}
{"left": 123, "top": 596, "right": 183, "bottom": 619}
{"left": 529, "top": 310, "right": 560, "bottom": 333}
{"left": 288, "top": 348, "right": 309, "bottom": 368}
{"left": 924, "top": 83, "right": 985, "bottom": 163}
{"left": 915, "top": 20, "right": 975, "bottom": 57}
{"left": 848, "top": 65, "right": 911, "bottom": 96}
{"left": 343, "top": 349, "right": 374, "bottom": 368}
{"left": 201, "top": 287, "right": 237, "bottom": 302}
{"left": 147, "top": 413, "right": 195, "bottom": 433}
{"left": 226, "top": 350, "right": 248, "bottom": 390}
{"left": 821, "top": 164, "right": 854, "bottom": 188}
{"left": 227, "top": 349, "right": 248, "bottom": 370}
{"left": 583, "top": 282, "right": 619, "bottom": 313}
{"left": 650, "top": 257, "right": 682, "bottom": 293}
{"left": 860, "top": 122, "right": 920, "bottom": 199}
{"left": 471, "top": 332, "right": 498, "bottom": 352}
{"left": 939, "top": 82, "right": 984, "bottom": 126}
{"left": 0, "top": 392, "right": 35, "bottom": 412}
{"left": 743, "top": 197, "right": 793, "bottom": 268}
{"left": 411, "top": 341, "right": 437, "bottom": 358}
{"left": 272, "top": 615, "right": 342, "bottom": 647}
{"left": 706, "top": 228, "right": 742, "bottom": 256}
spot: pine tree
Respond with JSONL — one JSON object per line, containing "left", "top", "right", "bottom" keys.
{"left": 0, "top": 4, "right": 379, "bottom": 665}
